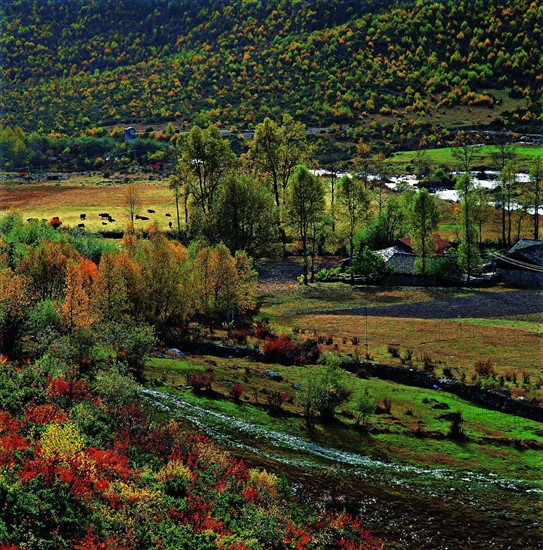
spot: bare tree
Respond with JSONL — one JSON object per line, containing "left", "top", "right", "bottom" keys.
{"left": 123, "top": 184, "right": 142, "bottom": 223}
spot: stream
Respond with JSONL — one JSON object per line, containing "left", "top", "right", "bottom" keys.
{"left": 143, "top": 388, "right": 541, "bottom": 501}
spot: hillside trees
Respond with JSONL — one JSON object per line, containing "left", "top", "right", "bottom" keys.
{"left": 2, "top": 0, "right": 541, "bottom": 135}
{"left": 286, "top": 166, "right": 325, "bottom": 285}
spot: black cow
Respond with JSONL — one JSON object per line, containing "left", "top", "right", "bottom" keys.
{"left": 147, "top": 209, "right": 155, "bottom": 213}
{"left": 77, "top": 223, "right": 85, "bottom": 228}
{"left": 80, "top": 213, "right": 86, "bottom": 220}
{"left": 165, "top": 213, "right": 171, "bottom": 217}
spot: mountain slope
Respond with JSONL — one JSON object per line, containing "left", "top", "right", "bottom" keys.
{"left": 1, "top": 0, "right": 541, "bottom": 136}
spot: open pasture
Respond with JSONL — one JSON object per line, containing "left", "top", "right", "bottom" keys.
{"left": 258, "top": 277, "right": 543, "bottom": 400}
{"left": 0, "top": 174, "right": 177, "bottom": 232}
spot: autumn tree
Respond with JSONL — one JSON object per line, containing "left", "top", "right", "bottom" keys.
{"left": 137, "top": 226, "right": 190, "bottom": 335}
{"left": 18, "top": 241, "right": 79, "bottom": 302}
{"left": 407, "top": 189, "right": 439, "bottom": 276}
{"left": 286, "top": 166, "right": 325, "bottom": 285}
{"left": 351, "top": 140, "right": 373, "bottom": 190}
{"left": 61, "top": 258, "right": 98, "bottom": 333}
{"left": 191, "top": 244, "right": 257, "bottom": 324}
{"left": 0, "top": 271, "right": 31, "bottom": 356}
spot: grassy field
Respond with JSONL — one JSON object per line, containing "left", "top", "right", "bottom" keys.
{"left": 389, "top": 143, "right": 543, "bottom": 172}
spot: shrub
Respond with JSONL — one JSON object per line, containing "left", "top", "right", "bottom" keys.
{"left": 298, "top": 338, "right": 321, "bottom": 365}
{"left": 388, "top": 344, "right": 400, "bottom": 358}
{"left": 448, "top": 411, "right": 465, "bottom": 440}
{"left": 230, "top": 383, "right": 244, "bottom": 401}
{"left": 262, "top": 334, "right": 300, "bottom": 365}
{"left": 421, "top": 353, "right": 435, "bottom": 374}
{"left": 383, "top": 397, "right": 393, "bottom": 414}
{"left": 186, "top": 374, "right": 214, "bottom": 392}
{"left": 266, "top": 390, "right": 289, "bottom": 413}
{"left": 474, "top": 360, "right": 495, "bottom": 379}
{"left": 232, "top": 328, "right": 248, "bottom": 344}
{"left": 255, "top": 319, "right": 272, "bottom": 339}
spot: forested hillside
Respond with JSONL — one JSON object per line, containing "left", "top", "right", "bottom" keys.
{"left": 1, "top": 0, "right": 541, "bottom": 138}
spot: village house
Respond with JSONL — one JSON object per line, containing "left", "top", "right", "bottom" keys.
{"left": 495, "top": 239, "right": 543, "bottom": 287}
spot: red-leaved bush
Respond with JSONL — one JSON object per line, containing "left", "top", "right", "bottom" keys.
{"left": 230, "top": 383, "right": 244, "bottom": 401}
{"left": 262, "top": 334, "right": 300, "bottom": 365}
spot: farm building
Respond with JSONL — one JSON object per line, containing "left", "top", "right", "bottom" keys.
{"left": 375, "top": 246, "right": 418, "bottom": 275}
{"left": 395, "top": 234, "right": 452, "bottom": 256}
{"left": 495, "top": 239, "right": 543, "bottom": 287}
{"left": 124, "top": 127, "right": 138, "bottom": 142}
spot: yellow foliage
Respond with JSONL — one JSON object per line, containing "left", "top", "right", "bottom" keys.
{"left": 41, "top": 422, "right": 84, "bottom": 459}
{"left": 249, "top": 469, "right": 278, "bottom": 495}
{"left": 154, "top": 460, "right": 193, "bottom": 483}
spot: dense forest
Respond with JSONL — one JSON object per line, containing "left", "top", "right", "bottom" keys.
{"left": 1, "top": 0, "right": 541, "bottom": 141}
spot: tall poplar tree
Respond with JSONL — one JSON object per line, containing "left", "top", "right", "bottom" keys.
{"left": 287, "top": 166, "right": 325, "bottom": 285}
{"left": 407, "top": 189, "right": 439, "bottom": 276}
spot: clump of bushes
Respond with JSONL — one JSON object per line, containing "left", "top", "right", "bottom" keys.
{"left": 262, "top": 334, "right": 321, "bottom": 365}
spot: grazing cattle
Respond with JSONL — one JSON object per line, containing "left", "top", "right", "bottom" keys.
{"left": 140, "top": 216, "right": 149, "bottom": 221}
{"left": 165, "top": 213, "right": 171, "bottom": 217}
{"left": 168, "top": 221, "right": 173, "bottom": 229}
{"left": 147, "top": 209, "right": 155, "bottom": 213}
{"left": 80, "top": 213, "right": 86, "bottom": 220}
{"left": 99, "top": 213, "right": 109, "bottom": 219}
{"left": 102, "top": 221, "right": 107, "bottom": 225}
{"left": 77, "top": 223, "right": 85, "bottom": 229}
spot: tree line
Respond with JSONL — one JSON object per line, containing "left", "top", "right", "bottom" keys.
{"left": 169, "top": 118, "right": 542, "bottom": 286}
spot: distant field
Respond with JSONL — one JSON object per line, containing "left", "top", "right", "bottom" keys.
{"left": 389, "top": 143, "right": 543, "bottom": 172}
{"left": 0, "top": 175, "right": 177, "bottom": 232}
